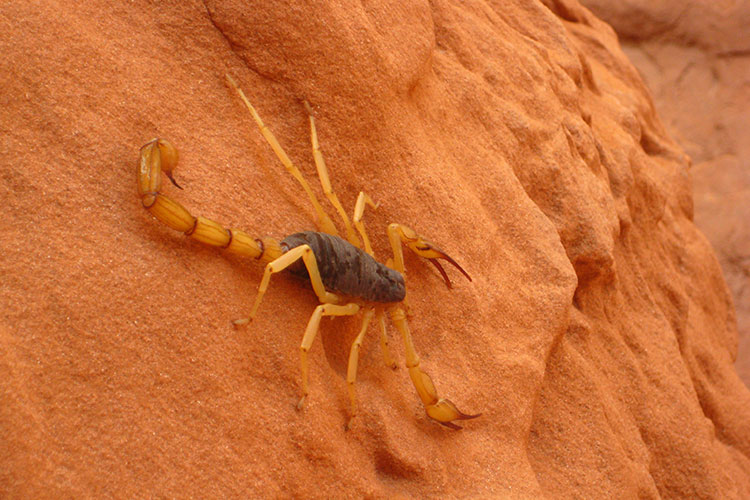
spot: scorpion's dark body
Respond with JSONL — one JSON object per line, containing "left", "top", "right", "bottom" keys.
{"left": 280, "top": 231, "right": 406, "bottom": 303}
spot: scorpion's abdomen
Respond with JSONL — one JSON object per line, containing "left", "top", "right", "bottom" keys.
{"left": 280, "top": 231, "right": 406, "bottom": 303}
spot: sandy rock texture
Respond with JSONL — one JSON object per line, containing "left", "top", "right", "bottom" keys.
{"left": 582, "top": 0, "right": 750, "bottom": 387}
{"left": 2, "top": 0, "right": 749, "bottom": 497}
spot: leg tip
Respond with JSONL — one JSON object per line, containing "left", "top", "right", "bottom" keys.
{"left": 232, "top": 317, "right": 251, "bottom": 328}
{"left": 345, "top": 417, "right": 355, "bottom": 431}
{"left": 296, "top": 395, "right": 307, "bottom": 411}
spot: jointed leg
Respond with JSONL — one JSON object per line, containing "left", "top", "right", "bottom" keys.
{"left": 353, "top": 192, "right": 378, "bottom": 257}
{"left": 376, "top": 311, "right": 396, "bottom": 369}
{"left": 346, "top": 309, "right": 396, "bottom": 429}
{"left": 299, "top": 302, "right": 361, "bottom": 409}
{"left": 389, "top": 306, "right": 480, "bottom": 429}
{"left": 304, "top": 101, "right": 359, "bottom": 246}
{"left": 345, "top": 308, "right": 375, "bottom": 429}
{"left": 387, "top": 223, "right": 472, "bottom": 288}
{"left": 226, "top": 75, "right": 338, "bottom": 236}
{"left": 234, "top": 244, "right": 339, "bottom": 325}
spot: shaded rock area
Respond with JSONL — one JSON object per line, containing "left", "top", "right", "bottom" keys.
{"left": 582, "top": 0, "right": 750, "bottom": 388}
{"left": 2, "top": 0, "right": 749, "bottom": 497}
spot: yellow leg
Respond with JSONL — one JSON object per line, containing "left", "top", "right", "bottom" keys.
{"left": 226, "top": 74, "right": 338, "bottom": 236}
{"left": 353, "top": 192, "right": 378, "bottom": 257}
{"left": 345, "top": 308, "right": 375, "bottom": 429}
{"left": 387, "top": 223, "right": 472, "bottom": 289}
{"left": 389, "top": 306, "right": 480, "bottom": 429}
{"left": 376, "top": 311, "right": 396, "bottom": 369}
{"left": 304, "top": 101, "right": 360, "bottom": 247}
{"left": 234, "top": 244, "right": 339, "bottom": 325}
{"left": 298, "top": 302, "right": 361, "bottom": 410}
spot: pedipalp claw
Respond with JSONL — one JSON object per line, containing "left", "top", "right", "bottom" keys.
{"left": 418, "top": 244, "right": 472, "bottom": 288}
{"left": 389, "top": 224, "right": 472, "bottom": 289}
{"left": 426, "top": 250, "right": 472, "bottom": 288}
{"left": 426, "top": 398, "right": 481, "bottom": 430}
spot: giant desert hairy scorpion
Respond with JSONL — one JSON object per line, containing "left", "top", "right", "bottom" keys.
{"left": 136, "top": 74, "right": 480, "bottom": 429}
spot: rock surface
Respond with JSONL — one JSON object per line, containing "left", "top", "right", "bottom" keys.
{"left": 583, "top": 0, "right": 750, "bottom": 403}
{"left": 2, "top": 0, "right": 749, "bottom": 497}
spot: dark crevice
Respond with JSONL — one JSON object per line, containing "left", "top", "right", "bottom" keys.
{"left": 199, "top": 0, "right": 284, "bottom": 85}
{"left": 201, "top": 0, "right": 241, "bottom": 55}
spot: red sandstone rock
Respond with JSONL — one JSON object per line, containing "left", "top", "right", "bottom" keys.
{"left": 583, "top": 0, "right": 750, "bottom": 407}
{"left": 1, "top": 0, "right": 748, "bottom": 497}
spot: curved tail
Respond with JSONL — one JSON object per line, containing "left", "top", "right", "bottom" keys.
{"left": 137, "top": 138, "right": 281, "bottom": 262}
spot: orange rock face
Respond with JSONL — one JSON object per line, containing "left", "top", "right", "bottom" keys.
{"left": 583, "top": 0, "right": 750, "bottom": 392}
{"left": 2, "top": 0, "right": 748, "bottom": 497}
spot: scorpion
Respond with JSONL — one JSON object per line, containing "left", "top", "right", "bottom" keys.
{"left": 136, "top": 74, "right": 480, "bottom": 429}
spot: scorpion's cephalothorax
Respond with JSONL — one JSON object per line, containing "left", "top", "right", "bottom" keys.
{"left": 281, "top": 231, "right": 406, "bottom": 303}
